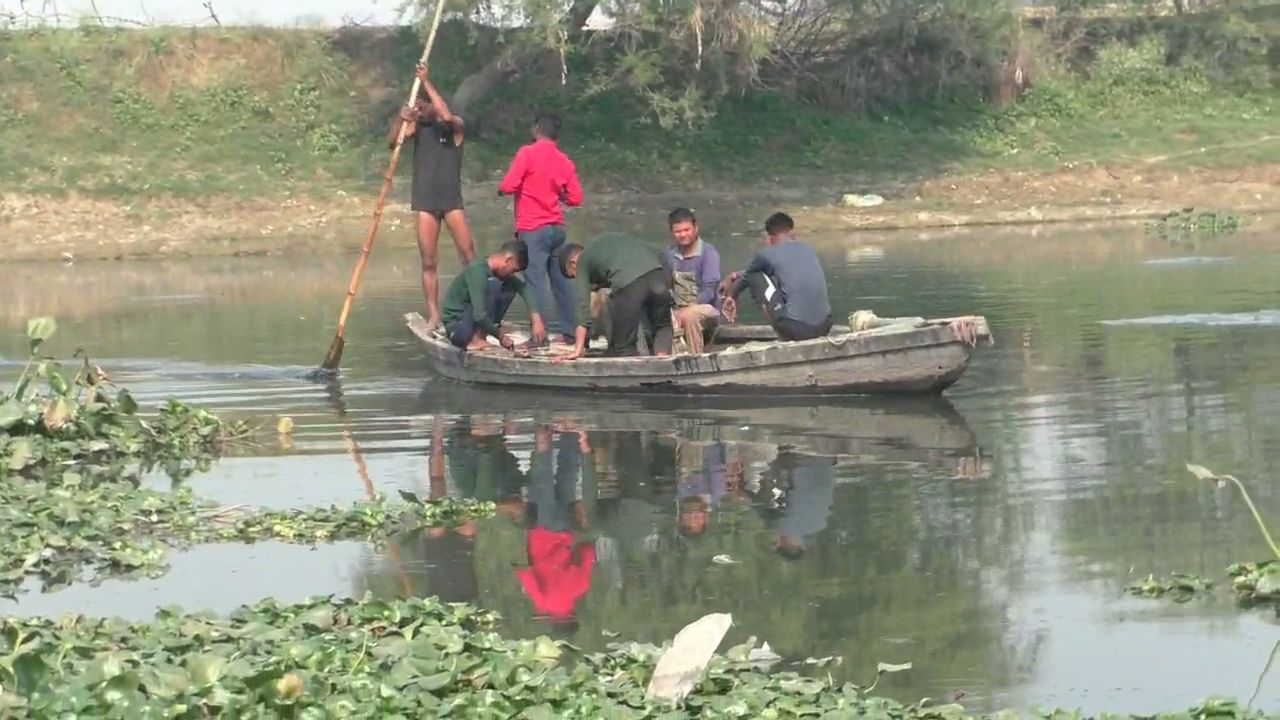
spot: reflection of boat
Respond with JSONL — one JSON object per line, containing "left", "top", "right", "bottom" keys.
{"left": 414, "top": 384, "right": 988, "bottom": 477}
{"left": 404, "top": 312, "right": 990, "bottom": 396}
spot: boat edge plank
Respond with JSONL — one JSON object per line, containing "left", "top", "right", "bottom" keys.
{"left": 403, "top": 311, "right": 990, "bottom": 396}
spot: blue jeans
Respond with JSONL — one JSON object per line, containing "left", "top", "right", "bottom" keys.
{"left": 518, "top": 224, "right": 576, "bottom": 336}
{"left": 445, "top": 277, "right": 516, "bottom": 348}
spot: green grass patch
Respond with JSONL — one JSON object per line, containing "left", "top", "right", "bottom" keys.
{"left": 0, "top": 22, "right": 1275, "bottom": 201}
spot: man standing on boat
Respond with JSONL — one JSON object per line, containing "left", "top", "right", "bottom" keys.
{"left": 721, "top": 212, "right": 832, "bottom": 341}
{"left": 441, "top": 240, "right": 547, "bottom": 351}
{"left": 499, "top": 112, "right": 584, "bottom": 344}
{"left": 662, "top": 207, "right": 723, "bottom": 354}
{"left": 552, "top": 234, "right": 673, "bottom": 361}
{"left": 393, "top": 63, "right": 476, "bottom": 331}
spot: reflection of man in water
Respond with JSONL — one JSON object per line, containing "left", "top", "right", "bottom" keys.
{"left": 677, "top": 440, "right": 731, "bottom": 537}
{"left": 760, "top": 448, "right": 836, "bottom": 560}
{"left": 419, "top": 415, "right": 520, "bottom": 605}
{"left": 515, "top": 426, "right": 596, "bottom": 628}
{"left": 443, "top": 415, "right": 526, "bottom": 505}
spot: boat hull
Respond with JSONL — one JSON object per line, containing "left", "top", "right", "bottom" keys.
{"left": 404, "top": 312, "right": 989, "bottom": 396}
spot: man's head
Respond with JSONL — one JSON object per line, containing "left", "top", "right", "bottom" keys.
{"left": 413, "top": 95, "right": 439, "bottom": 122}
{"left": 556, "top": 243, "right": 584, "bottom": 279}
{"left": 533, "top": 112, "right": 561, "bottom": 141}
{"left": 679, "top": 495, "right": 709, "bottom": 537}
{"left": 764, "top": 212, "right": 795, "bottom": 245}
{"left": 774, "top": 534, "right": 806, "bottom": 560}
{"left": 668, "top": 207, "right": 699, "bottom": 250}
{"left": 491, "top": 240, "right": 529, "bottom": 279}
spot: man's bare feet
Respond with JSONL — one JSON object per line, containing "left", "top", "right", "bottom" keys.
{"left": 466, "top": 338, "right": 489, "bottom": 351}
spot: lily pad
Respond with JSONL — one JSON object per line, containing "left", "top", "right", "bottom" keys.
{"left": 0, "top": 399, "right": 24, "bottom": 430}
{"left": 186, "top": 654, "right": 228, "bottom": 686}
{"left": 26, "top": 316, "right": 57, "bottom": 343}
{"left": 1126, "top": 573, "right": 1213, "bottom": 603}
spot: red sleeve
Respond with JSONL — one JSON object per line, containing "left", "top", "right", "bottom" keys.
{"left": 499, "top": 146, "right": 529, "bottom": 195}
{"left": 563, "top": 158, "right": 584, "bottom": 207}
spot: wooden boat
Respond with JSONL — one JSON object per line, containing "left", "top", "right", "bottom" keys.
{"left": 404, "top": 311, "right": 992, "bottom": 396}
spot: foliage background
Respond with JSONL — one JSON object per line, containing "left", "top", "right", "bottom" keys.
{"left": 0, "top": 0, "right": 1275, "bottom": 198}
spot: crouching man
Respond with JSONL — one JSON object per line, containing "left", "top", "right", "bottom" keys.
{"left": 442, "top": 240, "right": 547, "bottom": 351}
{"left": 722, "top": 212, "right": 832, "bottom": 341}
{"left": 553, "top": 234, "right": 672, "bottom": 361}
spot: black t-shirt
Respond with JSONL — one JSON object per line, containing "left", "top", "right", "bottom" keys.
{"left": 411, "top": 118, "right": 464, "bottom": 212}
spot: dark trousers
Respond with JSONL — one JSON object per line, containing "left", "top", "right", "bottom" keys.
{"left": 742, "top": 271, "right": 832, "bottom": 342}
{"left": 517, "top": 224, "right": 576, "bottom": 336}
{"left": 446, "top": 278, "right": 516, "bottom": 348}
{"left": 605, "top": 268, "right": 673, "bottom": 356}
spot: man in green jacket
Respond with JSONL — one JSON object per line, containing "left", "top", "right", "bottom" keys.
{"left": 442, "top": 240, "right": 547, "bottom": 351}
{"left": 552, "top": 234, "right": 672, "bottom": 361}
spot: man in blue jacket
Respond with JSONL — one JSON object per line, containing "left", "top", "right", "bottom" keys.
{"left": 661, "top": 207, "right": 722, "bottom": 354}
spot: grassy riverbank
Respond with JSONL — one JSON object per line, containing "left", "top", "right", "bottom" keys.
{"left": 0, "top": 10, "right": 1277, "bottom": 259}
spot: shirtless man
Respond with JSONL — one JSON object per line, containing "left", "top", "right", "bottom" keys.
{"left": 392, "top": 63, "right": 476, "bottom": 329}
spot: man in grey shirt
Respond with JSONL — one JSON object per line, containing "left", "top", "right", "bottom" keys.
{"left": 721, "top": 212, "right": 833, "bottom": 341}
{"left": 760, "top": 449, "right": 837, "bottom": 560}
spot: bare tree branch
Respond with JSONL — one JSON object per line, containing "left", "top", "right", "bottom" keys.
{"left": 202, "top": 0, "right": 220, "bottom": 26}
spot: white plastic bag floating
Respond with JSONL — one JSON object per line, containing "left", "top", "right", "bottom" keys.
{"left": 840, "top": 193, "right": 885, "bottom": 208}
{"left": 646, "top": 612, "right": 734, "bottom": 704}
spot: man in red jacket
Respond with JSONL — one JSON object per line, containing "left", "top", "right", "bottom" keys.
{"left": 499, "top": 113, "right": 584, "bottom": 344}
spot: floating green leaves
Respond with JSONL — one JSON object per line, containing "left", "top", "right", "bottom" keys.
{"left": 1126, "top": 573, "right": 1214, "bottom": 603}
{"left": 0, "top": 473, "right": 494, "bottom": 597}
{"left": 1227, "top": 562, "right": 1280, "bottom": 605}
{"left": 2, "top": 317, "right": 254, "bottom": 483}
{"left": 1146, "top": 208, "right": 1244, "bottom": 243}
{"left": 1, "top": 318, "right": 493, "bottom": 597}
{"left": 1132, "top": 466, "right": 1280, "bottom": 607}
{"left": 0, "top": 595, "right": 1270, "bottom": 719}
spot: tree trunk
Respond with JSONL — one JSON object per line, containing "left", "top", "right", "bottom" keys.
{"left": 451, "top": 45, "right": 527, "bottom": 117}
{"left": 448, "top": 0, "right": 601, "bottom": 118}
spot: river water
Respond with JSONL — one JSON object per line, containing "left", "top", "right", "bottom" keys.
{"left": 2, "top": 217, "right": 1279, "bottom": 715}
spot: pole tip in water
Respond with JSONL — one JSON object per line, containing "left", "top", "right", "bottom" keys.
{"left": 303, "top": 367, "right": 340, "bottom": 382}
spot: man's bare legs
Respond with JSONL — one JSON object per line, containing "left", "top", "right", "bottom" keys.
{"left": 417, "top": 209, "right": 477, "bottom": 329}
{"left": 417, "top": 213, "right": 445, "bottom": 328}
{"left": 443, "top": 209, "right": 476, "bottom": 266}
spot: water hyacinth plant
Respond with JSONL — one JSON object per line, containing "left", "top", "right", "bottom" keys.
{"left": 1145, "top": 209, "right": 1245, "bottom": 244}
{"left": 0, "top": 318, "right": 493, "bottom": 596}
{"left": 1125, "top": 573, "right": 1214, "bottom": 603}
{"left": 1129, "top": 465, "right": 1279, "bottom": 606}
{"left": 0, "top": 594, "right": 1273, "bottom": 719}
{"left": 0, "top": 317, "right": 254, "bottom": 482}
{"left": 1186, "top": 463, "right": 1280, "bottom": 604}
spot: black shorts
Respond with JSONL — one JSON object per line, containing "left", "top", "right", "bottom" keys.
{"left": 413, "top": 205, "right": 463, "bottom": 220}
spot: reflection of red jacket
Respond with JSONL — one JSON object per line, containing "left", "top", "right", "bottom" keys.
{"left": 515, "top": 527, "right": 596, "bottom": 619}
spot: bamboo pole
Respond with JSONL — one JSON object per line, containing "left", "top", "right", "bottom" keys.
{"left": 319, "top": 0, "right": 450, "bottom": 373}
